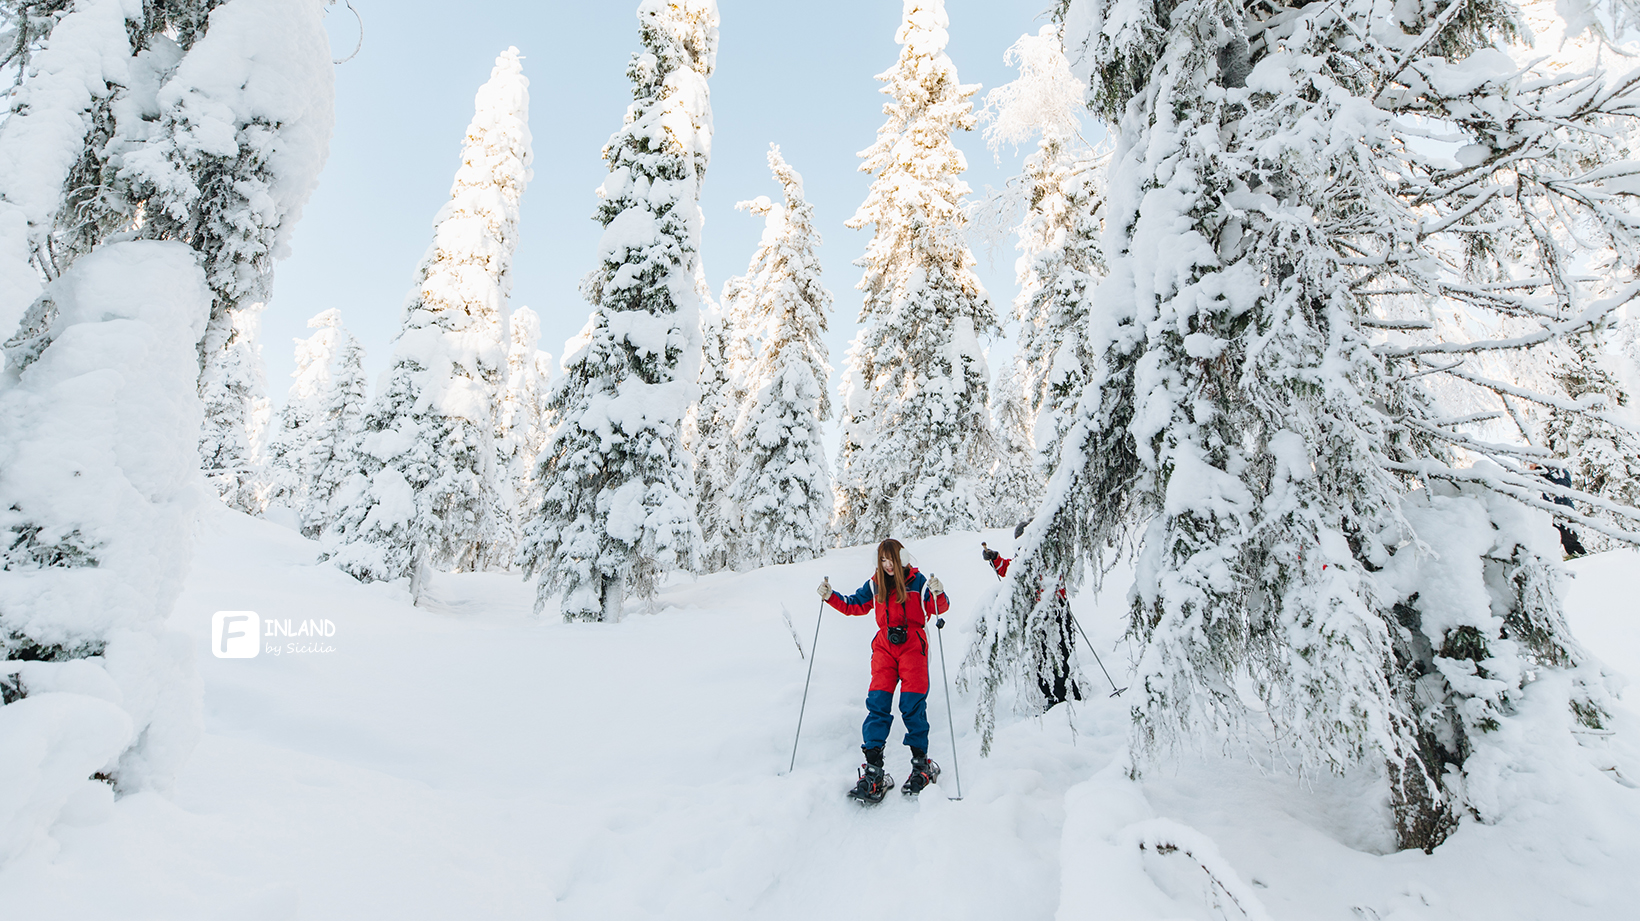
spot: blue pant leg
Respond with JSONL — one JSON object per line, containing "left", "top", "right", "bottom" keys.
{"left": 899, "top": 692, "right": 929, "bottom": 752}
{"left": 862, "top": 689, "right": 895, "bottom": 749}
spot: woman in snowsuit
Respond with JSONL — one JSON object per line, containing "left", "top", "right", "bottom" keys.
{"left": 816, "top": 538, "right": 949, "bottom": 802}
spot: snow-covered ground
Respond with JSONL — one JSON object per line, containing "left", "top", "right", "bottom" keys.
{"left": 1, "top": 507, "right": 1636, "bottom": 920}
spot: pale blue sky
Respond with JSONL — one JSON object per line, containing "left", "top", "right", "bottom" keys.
{"left": 273, "top": 0, "right": 1069, "bottom": 404}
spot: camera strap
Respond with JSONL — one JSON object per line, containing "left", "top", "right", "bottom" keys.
{"left": 879, "top": 573, "right": 911, "bottom": 643}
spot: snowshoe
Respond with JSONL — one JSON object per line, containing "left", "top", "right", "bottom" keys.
{"left": 902, "top": 756, "right": 941, "bottom": 796}
{"left": 847, "top": 763, "right": 895, "bottom": 805}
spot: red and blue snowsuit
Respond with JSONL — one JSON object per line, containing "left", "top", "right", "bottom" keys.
{"left": 825, "top": 567, "right": 950, "bottom": 752}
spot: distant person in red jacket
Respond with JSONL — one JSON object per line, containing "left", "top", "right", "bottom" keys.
{"left": 982, "top": 532, "right": 1081, "bottom": 708}
{"left": 816, "top": 538, "right": 949, "bottom": 803}
{"left": 983, "top": 543, "right": 1011, "bottom": 578}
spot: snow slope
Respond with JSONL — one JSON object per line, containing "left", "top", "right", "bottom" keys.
{"left": 0, "top": 507, "right": 1635, "bottom": 919}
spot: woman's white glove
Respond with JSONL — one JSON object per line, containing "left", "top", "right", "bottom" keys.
{"left": 817, "top": 578, "right": 832, "bottom": 600}
{"left": 927, "top": 575, "right": 944, "bottom": 596}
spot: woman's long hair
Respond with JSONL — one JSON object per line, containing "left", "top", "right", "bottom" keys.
{"left": 875, "top": 539, "right": 908, "bottom": 604}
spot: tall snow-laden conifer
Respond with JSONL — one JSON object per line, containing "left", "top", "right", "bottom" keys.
{"left": 0, "top": 0, "right": 98, "bottom": 340}
{"left": 0, "top": 1, "right": 328, "bottom": 406}
{"left": 0, "top": 0, "right": 203, "bottom": 359}
{"left": 324, "top": 47, "right": 531, "bottom": 593}
{"left": 968, "top": 0, "right": 1640, "bottom": 851}
{"left": 493, "top": 304, "right": 553, "bottom": 569}
{"left": 1358, "top": 2, "right": 1640, "bottom": 845}
{"left": 688, "top": 305, "right": 741, "bottom": 572}
{"left": 197, "top": 306, "right": 272, "bottom": 511}
{"left": 984, "top": 363, "right": 1039, "bottom": 528}
{"left": 834, "top": 0, "right": 999, "bottom": 545}
{"left": 520, "top": 0, "right": 716, "bottom": 621}
{"left": 726, "top": 146, "right": 835, "bottom": 568}
{"left": 977, "top": 26, "right": 1106, "bottom": 522}
{"left": 1541, "top": 328, "right": 1640, "bottom": 552}
{"left": 962, "top": 24, "right": 1112, "bottom": 719}
{"left": 1503, "top": 6, "right": 1640, "bottom": 556}
{"left": 1091, "top": 0, "right": 1416, "bottom": 811}
{"left": 0, "top": 0, "right": 332, "bottom": 865}
{"left": 115, "top": 0, "right": 334, "bottom": 512}
{"left": 265, "top": 308, "right": 367, "bottom": 539}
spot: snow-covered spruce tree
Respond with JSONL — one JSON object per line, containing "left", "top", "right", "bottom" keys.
{"left": 0, "top": 0, "right": 283, "bottom": 363}
{"left": 969, "top": 0, "right": 1418, "bottom": 748}
{"left": 324, "top": 47, "right": 531, "bottom": 592}
{"left": 725, "top": 145, "right": 835, "bottom": 568}
{"left": 1538, "top": 328, "right": 1640, "bottom": 553}
{"left": 831, "top": 363, "right": 873, "bottom": 545}
{"left": 4, "top": 0, "right": 326, "bottom": 511}
{"left": 520, "top": 0, "right": 716, "bottom": 621}
{"left": 0, "top": 0, "right": 145, "bottom": 351}
{"left": 0, "top": 0, "right": 331, "bottom": 862}
{"left": 987, "top": 28, "right": 1107, "bottom": 465}
{"left": 111, "top": 0, "right": 335, "bottom": 512}
{"left": 196, "top": 307, "right": 272, "bottom": 511}
{"left": 687, "top": 305, "right": 741, "bottom": 572}
{"left": 977, "top": 26, "right": 1107, "bottom": 523}
{"left": 979, "top": 0, "right": 1640, "bottom": 850}
{"left": 834, "top": 0, "right": 999, "bottom": 544}
{"left": 264, "top": 308, "right": 367, "bottom": 538}
{"left": 988, "top": 0, "right": 1393, "bottom": 792}
{"left": 493, "top": 304, "right": 553, "bottom": 569}
{"left": 984, "top": 363, "right": 1040, "bottom": 528}
{"left": 1361, "top": 7, "right": 1640, "bottom": 843}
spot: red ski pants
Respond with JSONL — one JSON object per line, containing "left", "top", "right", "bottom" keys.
{"left": 869, "top": 629, "right": 929, "bottom": 694}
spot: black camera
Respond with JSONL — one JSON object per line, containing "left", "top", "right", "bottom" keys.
{"left": 887, "top": 625, "right": 907, "bottom": 645}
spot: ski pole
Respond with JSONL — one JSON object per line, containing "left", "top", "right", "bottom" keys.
{"left": 788, "top": 593, "right": 826, "bottom": 774}
{"left": 1070, "top": 612, "right": 1127, "bottom": 697}
{"left": 934, "top": 616, "right": 963, "bottom": 801}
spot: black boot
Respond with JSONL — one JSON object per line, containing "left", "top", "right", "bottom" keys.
{"left": 903, "top": 747, "right": 941, "bottom": 796}
{"left": 848, "top": 746, "right": 894, "bottom": 804}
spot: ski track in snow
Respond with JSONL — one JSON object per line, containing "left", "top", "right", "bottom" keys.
{"left": 0, "top": 507, "right": 1637, "bottom": 920}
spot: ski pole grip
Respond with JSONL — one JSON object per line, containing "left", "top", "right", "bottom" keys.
{"left": 936, "top": 617, "right": 945, "bottom": 630}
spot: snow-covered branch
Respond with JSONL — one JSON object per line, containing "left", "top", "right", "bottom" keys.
{"left": 1387, "top": 459, "right": 1640, "bottom": 545}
